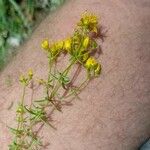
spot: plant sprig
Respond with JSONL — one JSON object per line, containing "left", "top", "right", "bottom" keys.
{"left": 9, "top": 11, "right": 102, "bottom": 150}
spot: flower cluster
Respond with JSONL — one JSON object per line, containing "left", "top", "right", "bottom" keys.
{"left": 41, "top": 12, "right": 101, "bottom": 77}
{"left": 77, "top": 11, "right": 98, "bottom": 33}
{"left": 41, "top": 39, "right": 64, "bottom": 58}
{"left": 19, "top": 69, "right": 33, "bottom": 86}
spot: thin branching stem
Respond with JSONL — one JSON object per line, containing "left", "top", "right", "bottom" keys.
{"left": 9, "top": 12, "right": 102, "bottom": 150}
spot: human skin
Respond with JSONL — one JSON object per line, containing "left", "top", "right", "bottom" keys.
{"left": 0, "top": 0, "right": 150, "bottom": 150}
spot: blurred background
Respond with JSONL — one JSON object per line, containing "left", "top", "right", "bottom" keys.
{"left": 0, "top": 0, "right": 65, "bottom": 71}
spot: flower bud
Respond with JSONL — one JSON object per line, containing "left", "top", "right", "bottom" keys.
{"left": 56, "top": 41, "right": 64, "bottom": 50}
{"left": 95, "top": 64, "right": 101, "bottom": 75}
{"left": 28, "top": 69, "right": 33, "bottom": 79}
{"left": 64, "top": 38, "right": 71, "bottom": 51}
{"left": 83, "top": 37, "right": 90, "bottom": 48}
{"left": 41, "top": 40, "right": 49, "bottom": 50}
{"left": 16, "top": 106, "right": 24, "bottom": 114}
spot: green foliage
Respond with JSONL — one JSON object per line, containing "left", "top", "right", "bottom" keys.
{"left": 0, "top": 0, "right": 65, "bottom": 70}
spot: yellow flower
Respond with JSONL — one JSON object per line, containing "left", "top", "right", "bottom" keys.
{"left": 49, "top": 40, "right": 64, "bottom": 56}
{"left": 83, "top": 36, "right": 90, "bottom": 48}
{"left": 85, "top": 57, "right": 101, "bottom": 76}
{"left": 64, "top": 38, "right": 72, "bottom": 52}
{"left": 56, "top": 41, "right": 64, "bottom": 50}
{"left": 82, "top": 18, "right": 89, "bottom": 26}
{"left": 41, "top": 39, "right": 49, "bottom": 50}
{"left": 78, "top": 12, "right": 98, "bottom": 30}
{"left": 85, "top": 57, "right": 98, "bottom": 69}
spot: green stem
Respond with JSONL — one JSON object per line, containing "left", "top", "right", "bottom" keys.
{"left": 16, "top": 85, "right": 26, "bottom": 144}
{"left": 62, "top": 78, "right": 89, "bottom": 99}
{"left": 21, "top": 86, "right": 26, "bottom": 105}
{"left": 20, "top": 86, "right": 26, "bottom": 134}
{"left": 49, "top": 59, "right": 76, "bottom": 101}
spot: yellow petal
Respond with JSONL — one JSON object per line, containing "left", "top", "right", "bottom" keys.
{"left": 64, "top": 38, "right": 71, "bottom": 51}
{"left": 93, "top": 26, "right": 98, "bottom": 33}
{"left": 83, "top": 37, "right": 90, "bottom": 48}
{"left": 95, "top": 64, "right": 101, "bottom": 75}
{"left": 85, "top": 57, "right": 97, "bottom": 69}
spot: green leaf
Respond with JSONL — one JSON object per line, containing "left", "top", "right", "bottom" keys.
{"left": 24, "top": 106, "right": 35, "bottom": 115}
{"left": 92, "top": 40, "right": 98, "bottom": 49}
{"left": 9, "top": 127, "right": 24, "bottom": 136}
{"left": 34, "top": 99, "right": 47, "bottom": 103}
